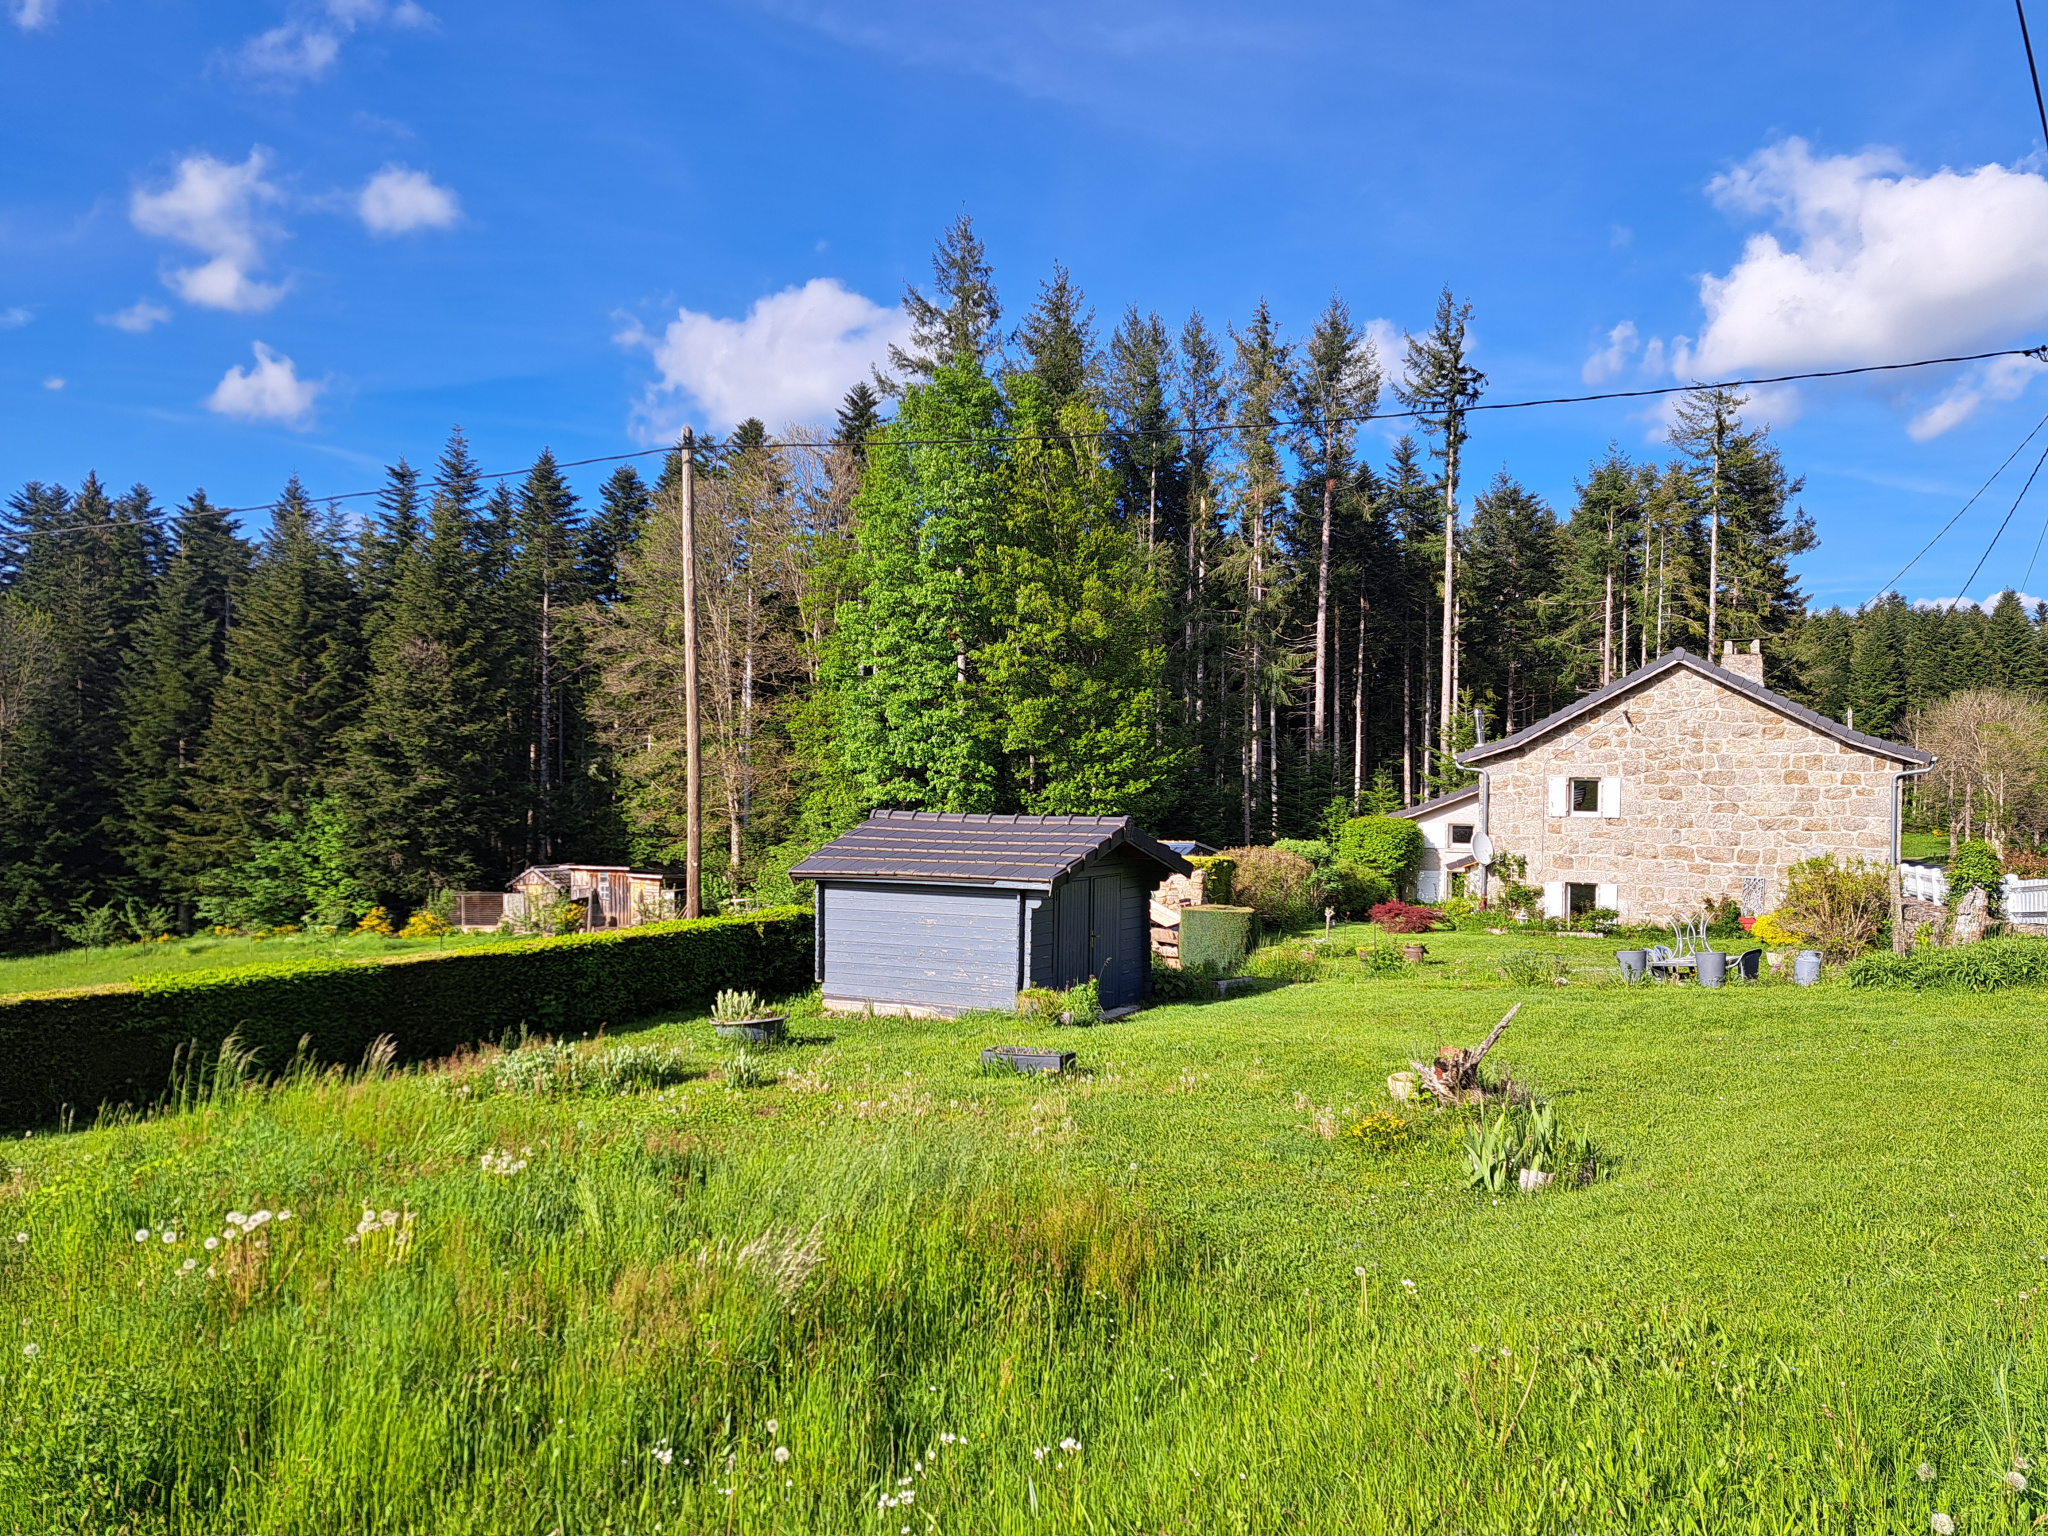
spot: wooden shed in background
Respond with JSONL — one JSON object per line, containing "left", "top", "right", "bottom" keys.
{"left": 452, "top": 865, "right": 674, "bottom": 931}
{"left": 790, "top": 812, "right": 1193, "bottom": 1018}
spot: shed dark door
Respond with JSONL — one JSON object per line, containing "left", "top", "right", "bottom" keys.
{"left": 1055, "top": 879, "right": 1093, "bottom": 989}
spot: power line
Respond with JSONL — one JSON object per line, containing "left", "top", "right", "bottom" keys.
{"left": 9, "top": 342, "right": 2048, "bottom": 538}
{"left": 1952, "top": 435, "right": 2048, "bottom": 605}
{"left": 2020, "top": 0, "right": 2048, "bottom": 149}
{"left": 1868, "top": 404, "right": 2048, "bottom": 605}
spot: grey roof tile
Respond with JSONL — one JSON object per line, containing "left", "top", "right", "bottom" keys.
{"left": 789, "top": 811, "right": 1193, "bottom": 889}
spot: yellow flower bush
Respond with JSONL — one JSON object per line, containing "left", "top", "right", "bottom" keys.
{"left": 354, "top": 907, "right": 395, "bottom": 936}
{"left": 1750, "top": 910, "right": 1800, "bottom": 946}
{"left": 400, "top": 910, "right": 449, "bottom": 940}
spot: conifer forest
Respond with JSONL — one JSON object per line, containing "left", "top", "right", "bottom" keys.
{"left": 1, "top": 216, "right": 2036, "bottom": 951}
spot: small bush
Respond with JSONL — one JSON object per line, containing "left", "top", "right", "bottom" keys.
{"left": 1186, "top": 855, "right": 1236, "bottom": 906}
{"left": 1701, "top": 896, "right": 1746, "bottom": 940}
{"left": 355, "top": 907, "right": 396, "bottom": 936}
{"left": 711, "top": 988, "right": 766, "bottom": 1023}
{"left": 1221, "top": 846, "right": 1321, "bottom": 931}
{"left": 1355, "top": 941, "right": 1406, "bottom": 976}
{"left": 2005, "top": 848, "right": 2048, "bottom": 878}
{"left": 399, "top": 910, "right": 448, "bottom": 940}
{"left": 1749, "top": 910, "right": 1799, "bottom": 946}
{"left": 1345, "top": 1107, "right": 1415, "bottom": 1153}
{"left": 1497, "top": 951, "right": 1568, "bottom": 986}
{"left": 1242, "top": 944, "right": 1323, "bottom": 982}
{"left": 1463, "top": 1097, "right": 1604, "bottom": 1194}
{"left": 1369, "top": 899, "right": 1443, "bottom": 935}
{"left": 1337, "top": 816, "right": 1426, "bottom": 894}
{"left": 1056, "top": 978, "right": 1103, "bottom": 1025}
{"left": 1148, "top": 958, "right": 1216, "bottom": 1003}
{"left": 1949, "top": 839, "right": 2004, "bottom": 904}
{"left": 1326, "top": 862, "right": 1394, "bottom": 917}
{"left": 1780, "top": 854, "right": 1891, "bottom": 963}
{"left": 1271, "top": 837, "right": 1333, "bottom": 870}
{"left": 483, "top": 1038, "right": 698, "bottom": 1098}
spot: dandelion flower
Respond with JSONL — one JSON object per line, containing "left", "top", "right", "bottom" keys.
{"left": 766, "top": 1418, "right": 779, "bottom": 1435}
{"left": 204, "top": 1237, "right": 219, "bottom": 1251}
{"left": 11, "top": 1233, "right": 24, "bottom": 1244}
{"left": 1932, "top": 1515, "right": 1955, "bottom": 1535}
{"left": 21, "top": 1343, "right": 38, "bottom": 1358}
{"left": 1917, "top": 1463, "right": 1935, "bottom": 1481}
{"left": 133, "top": 1229, "right": 149, "bottom": 1242}
{"left": 2005, "top": 1471, "right": 2028, "bottom": 1492}
{"left": 1060, "top": 1437, "right": 1081, "bottom": 1452}
{"left": 775, "top": 1447, "right": 790, "bottom": 1464}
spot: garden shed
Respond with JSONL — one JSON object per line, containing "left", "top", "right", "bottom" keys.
{"left": 790, "top": 812, "right": 1193, "bottom": 1018}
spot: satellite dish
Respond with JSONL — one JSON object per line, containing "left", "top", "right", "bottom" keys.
{"left": 1471, "top": 830, "right": 1495, "bottom": 867}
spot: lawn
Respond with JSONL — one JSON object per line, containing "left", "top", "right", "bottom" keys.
{"left": 3, "top": 920, "right": 2045, "bottom": 1533}
{"left": 0, "top": 926, "right": 528, "bottom": 998}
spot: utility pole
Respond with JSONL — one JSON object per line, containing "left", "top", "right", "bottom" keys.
{"left": 680, "top": 428, "right": 703, "bottom": 920}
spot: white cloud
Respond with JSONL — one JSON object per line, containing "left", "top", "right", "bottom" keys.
{"left": 357, "top": 165, "right": 459, "bottom": 234}
{"left": 1582, "top": 320, "right": 1639, "bottom": 384}
{"left": 617, "top": 278, "right": 911, "bottom": 437}
{"left": 234, "top": 0, "right": 434, "bottom": 85}
{"left": 1909, "top": 352, "right": 2048, "bottom": 441}
{"left": 1364, "top": 317, "right": 1407, "bottom": 396}
{"left": 9, "top": 0, "right": 55, "bottom": 31}
{"left": 205, "top": 342, "right": 324, "bottom": 427}
{"left": 42, "top": 377, "right": 63, "bottom": 391}
{"left": 1915, "top": 590, "right": 2048, "bottom": 612}
{"left": 101, "top": 299, "right": 173, "bottom": 333}
{"left": 0, "top": 306, "right": 30, "bottom": 329}
{"left": 1687, "top": 138, "right": 2048, "bottom": 433}
{"left": 131, "top": 150, "right": 287, "bottom": 314}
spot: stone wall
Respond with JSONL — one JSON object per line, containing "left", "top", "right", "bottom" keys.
{"left": 1481, "top": 668, "right": 1901, "bottom": 921}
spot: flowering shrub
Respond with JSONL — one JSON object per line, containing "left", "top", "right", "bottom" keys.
{"left": 1345, "top": 1107, "right": 1415, "bottom": 1153}
{"left": 1368, "top": 899, "right": 1443, "bottom": 935}
{"left": 1749, "top": 910, "right": 1799, "bottom": 945}
{"left": 1779, "top": 855, "right": 1890, "bottom": 962}
{"left": 400, "top": 910, "right": 449, "bottom": 939}
{"left": 355, "top": 907, "right": 396, "bottom": 936}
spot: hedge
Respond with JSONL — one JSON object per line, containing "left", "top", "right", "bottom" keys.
{"left": 1338, "top": 817, "right": 1425, "bottom": 894}
{"left": 1845, "top": 935, "right": 2048, "bottom": 992}
{"left": 0, "top": 907, "right": 813, "bottom": 1129}
{"left": 1180, "top": 906, "right": 1258, "bottom": 972}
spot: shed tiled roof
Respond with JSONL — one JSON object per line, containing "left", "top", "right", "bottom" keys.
{"left": 790, "top": 811, "right": 1192, "bottom": 889}
{"left": 1457, "top": 648, "right": 1934, "bottom": 768}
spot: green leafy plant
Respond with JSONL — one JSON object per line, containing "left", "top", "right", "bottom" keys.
{"left": 1949, "top": 839, "right": 2003, "bottom": 909}
{"left": 1326, "top": 862, "right": 1394, "bottom": 917}
{"left": 721, "top": 1046, "right": 775, "bottom": 1089}
{"left": 711, "top": 989, "right": 766, "bottom": 1024}
{"left": 1185, "top": 855, "right": 1236, "bottom": 906}
{"left": 1496, "top": 951, "right": 1568, "bottom": 986}
{"left": 1147, "top": 959, "right": 1217, "bottom": 1003}
{"left": 1780, "top": 854, "right": 1891, "bottom": 963}
{"left": 1242, "top": 944, "right": 1323, "bottom": 982}
{"left": 1220, "top": 845, "right": 1322, "bottom": 931}
{"left": 1355, "top": 941, "right": 1407, "bottom": 976}
{"left": 1463, "top": 1099, "right": 1604, "bottom": 1194}
{"left": 1337, "top": 816, "right": 1426, "bottom": 895}
{"left": 1055, "top": 978, "right": 1103, "bottom": 1025}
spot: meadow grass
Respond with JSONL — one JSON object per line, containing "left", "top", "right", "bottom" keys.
{"left": 0, "top": 927, "right": 528, "bottom": 998}
{"left": 4, "top": 920, "right": 2046, "bottom": 1532}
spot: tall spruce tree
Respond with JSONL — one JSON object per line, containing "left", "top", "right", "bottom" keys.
{"left": 882, "top": 213, "right": 1003, "bottom": 391}
{"left": 509, "top": 450, "right": 588, "bottom": 863}
{"left": 338, "top": 433, "right": 507, "bottom": 905}
{"left": 581, "top": 465, "right": 651, "bottom": 603}
{"left": 115, "top": 491, "right": 250, "bottom": 913}
{"left": 1461, "top": 472, "right": 1565, "bottom": 734}
{"left": 177, "top": 478, "right": 360, "bottom": 887}
{"left": 1010, "top": 263, "right": 1099, "bottom": 414}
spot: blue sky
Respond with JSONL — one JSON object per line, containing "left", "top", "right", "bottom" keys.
{"left": 8, "top": 1, "right": 2048, "bottom": 610}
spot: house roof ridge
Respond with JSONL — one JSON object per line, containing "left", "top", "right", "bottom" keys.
{"left": 1456, "top": 647, "right": 1933, "bottom": 767}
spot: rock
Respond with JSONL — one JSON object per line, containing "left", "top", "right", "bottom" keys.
{"left": 1953, "top": 885, "right": 1990, "bottom": 945}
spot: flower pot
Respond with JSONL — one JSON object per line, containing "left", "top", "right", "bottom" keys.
{"left": 1615, "top": 948, "right": 1647, "bottom": 980}
{"left": 1694, "top": 950, "right": 1727, "bottom": 988}
{"left": 1387, "top": 1071, "right": 1418, "bottom": 1102}
{"left": 1401, "top": 944, "right": 1428, "bottom": 964}
{"left": 982, "top": 1045, "right": 1074, "bottom": 1076}
{"left": 715, "top": 1014, "right": 787, "bottom": 1043}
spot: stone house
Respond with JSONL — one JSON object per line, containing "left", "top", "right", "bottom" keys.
{"left": 1446, "top": 642, "right": 1933, "bottom": 923}
{"left": 1399, "top": 784, "right": 1481, "bottom": 903}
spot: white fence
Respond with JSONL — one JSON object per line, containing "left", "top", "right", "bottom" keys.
{"left": 1898, "top": 862, "right": 2048, "bottom": 921}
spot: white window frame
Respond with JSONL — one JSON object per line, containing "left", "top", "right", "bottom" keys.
{"left": 1567, "top": 776, "right": 1602, "bottom": 816}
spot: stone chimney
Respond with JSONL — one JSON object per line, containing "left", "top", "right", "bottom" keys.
{"left": 1720, "top": 638, "right": 1764, "bottom": 685}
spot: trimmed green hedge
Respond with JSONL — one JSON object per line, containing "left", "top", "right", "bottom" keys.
{"left": 1844, "top": 935, "right": 2048, "bottom": 992}
{"left": 1180, "top": 906, "right": 1258, "bottom": 972}
{"left": 0, "top": 907, "right": 812, "bottom": 1129}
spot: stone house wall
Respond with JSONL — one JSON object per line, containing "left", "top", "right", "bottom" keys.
{"left": 1481, "top": 667, "right": 1902, "bottom": 921}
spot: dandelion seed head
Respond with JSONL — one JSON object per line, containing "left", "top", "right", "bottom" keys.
{"left": 133, "top": 1228, "right": 149, "bottom": 1242}
{"left": 161, "top": 1230, "right": 177, "bottom": 1244}
{"left": 766, "top": 1418, "right": 779, "bottom": 1435}
{"left": 774, "top": 1446, "right": 789, "bottom": 1464}
{"left": 21, "top": 1343, "right": 38, "bottom": 1358}
{"left": 11, "top": 1233, "right": 23, "bottom": 1244}
{"left": 204, "top": 1236, "right": 219, "bottom": 1250}
{"left": 1933, "top": 1514, "right": 1955, "bottom": 1535}
{"left": 1918, "top": 1462, "right": 1935, "bottom": 1481}
{"left": 2005, "top": 1470, "right": 2028, "bottom": 1492}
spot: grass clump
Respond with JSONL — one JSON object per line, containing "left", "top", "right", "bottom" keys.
{"left": 1496, "top": 950, "right": 1570, "bottom": 986}
{"left": 1847, "top": 934, "right": 2048, "bottom": 990}
{"left": 474, "top": 1036, "right": 699, "bottom": 1098}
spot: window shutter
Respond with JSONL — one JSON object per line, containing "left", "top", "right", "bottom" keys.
{"left": 1599, "top": 776, "right": 1622, "bottom": 817}
{"left": 1596, "top": 881, "right": 1619, "bottom": 913}
{"left": 1547, "top": 777, "right": 1567, "bottom": 817}
{"left": 1542, "top": 880, "right": 1564, "bottom": 918}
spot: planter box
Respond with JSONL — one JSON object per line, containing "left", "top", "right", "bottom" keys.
{"left": 715, "top": 1014, "right": 787, "bottom": 1043}
{"left": 982, "top": 1045, "right": 1074, "bottom": 1076}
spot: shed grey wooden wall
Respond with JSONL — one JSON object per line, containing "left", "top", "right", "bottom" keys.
{"left": 818, "top": 882, "right": 1023, "bottom": 1015}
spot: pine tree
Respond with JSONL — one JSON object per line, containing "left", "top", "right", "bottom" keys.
{"left": 1105, "top": 307, "right": 1183, "bottom": 546}
{"left": 1010, "top": 263, "right": 1099, "bottom": 414}
{"left": 338, "top": 435, "right": 507, "bottom": 906}
{"left": 1987, "top": 589, "right": 2044, "bottom": 694}
{"left": 178, "top": 478, "right": 360, "bottom": 892}
{"left": 1846, "top": 597, "right": 1906, "bottom": 734}
{"left": 1559, "top": 450, "right": 1650, "bottom": 691}
{"left": 581, "top": 465, "right": 650, "bottom": 603}
{"left": 355, "top": 458, "right": 422, "bottom": 639}
{"left": 511, "top": 449, "right": 587, "bottom": 862}
{"left": 115, "top": 491, "right": 250, "bottom": 912}
{"left": 1228, "top": 299, "right": 1298, "bottom": 841}
{"left": 834, "top": 382, "right": 883, "bottom": 460}
{"left": 1461, "top": 472, "right": 1566, "bottom": 733}
{"left": 882, "top": 213, "right": 1002, "bottom": 391}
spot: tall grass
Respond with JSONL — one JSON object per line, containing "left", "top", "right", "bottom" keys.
{"left": 3, "top": 967, "right": 2047, "bottom": 1531}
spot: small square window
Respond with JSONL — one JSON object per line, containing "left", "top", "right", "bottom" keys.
{"left": 1567, "top": 882, "right": 1599, "bottom": 918}
{"left": 1449, "top": 823, "right": 1474, "bottom": 847}
{"left": 1569, "top": 778, "right": 1601, "bottom": 814}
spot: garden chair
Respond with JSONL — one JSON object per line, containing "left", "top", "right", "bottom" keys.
{"left": 1735, "top": 947, "right": 1762, "bottom": 981}
{"left": 1644, "top": 943, "right": 1677, "bottom": 979}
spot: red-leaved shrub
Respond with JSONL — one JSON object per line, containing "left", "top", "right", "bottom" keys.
{"left": 1368, "top": 899, "right": 1442, "bottom": 934}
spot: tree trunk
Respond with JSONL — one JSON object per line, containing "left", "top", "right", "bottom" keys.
{"left": 1314, "top": 475, "right": 1333, "bottom": 749}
